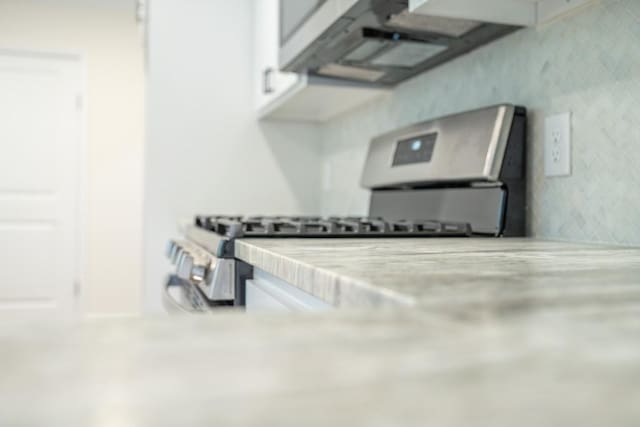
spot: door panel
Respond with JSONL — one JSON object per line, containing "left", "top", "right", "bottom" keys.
{"left": 254, "top": 0, "right": 300, "bottom": 111}
{"left": 0, "top": 52, "right": 82, "bottom": 317}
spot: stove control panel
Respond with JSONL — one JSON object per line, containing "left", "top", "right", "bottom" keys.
{"left": 166, "top": 240, "right": 212, "bottom": 283}
{"left": 166, "top": 240, "right": 235, "bottom": 302}
{"left": 392, "top": 132, "right": 437, "bottom": 166}
{"left": 361, "top": 104, "right": 522, "bottom": 189}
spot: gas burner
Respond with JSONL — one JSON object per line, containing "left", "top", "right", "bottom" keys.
{"left": 194, "top": 215, "right": 471, "bottom": 239}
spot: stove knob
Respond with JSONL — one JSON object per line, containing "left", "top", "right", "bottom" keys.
{"left": 190, "top": 264, "right": 208, "bottom": 283}
{"left": 165, "top": 240, "right": 176, "bottom": 258}
{"left": 175, "top": 248, "right": 186, "bottom": 266}
{"left": 177, "top": 253, "right": 194, "bottom": 280}
{"left": 167, "top": 243, "right": 176, "bottom": 261}
{"left": 171, "top": 244, "right": 182, "bottom": 264}
{"left": 175, "top": 245, "right": 188, "bottom": 264}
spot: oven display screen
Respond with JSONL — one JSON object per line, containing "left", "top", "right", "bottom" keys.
{"left": 392, "top": 132, "right": 437, "bottom": 166}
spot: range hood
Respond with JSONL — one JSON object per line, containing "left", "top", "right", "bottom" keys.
{"left": 279, "top": 0, "right": 520, "bottom": 86}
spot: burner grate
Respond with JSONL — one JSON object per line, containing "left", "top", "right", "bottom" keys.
{"left": 194, "top": 215, "right": 471, "bottom": 239}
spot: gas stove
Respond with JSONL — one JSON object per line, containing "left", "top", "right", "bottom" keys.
{"left": 165, "top": 104, "right": 527, "bottom": 311}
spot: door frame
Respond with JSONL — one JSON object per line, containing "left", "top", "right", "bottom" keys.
{"left": 0, "top": 48, "right": 88, "bottom": 316}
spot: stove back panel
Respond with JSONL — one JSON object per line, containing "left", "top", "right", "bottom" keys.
{"left": 361, "top": 105, "right": 518, "bottom": 189}
{"left": 369, "top": 186, "right": 506, "bottom": 236}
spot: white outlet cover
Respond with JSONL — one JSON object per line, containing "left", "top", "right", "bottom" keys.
{"left": 544, "top": 112, "right": 572, "bottom": 177}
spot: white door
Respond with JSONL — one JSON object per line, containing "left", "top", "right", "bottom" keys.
{"left": 0, "top": 51, "right": 83, "bottom": 318}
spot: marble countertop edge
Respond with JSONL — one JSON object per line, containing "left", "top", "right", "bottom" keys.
{"left": 233, "top": 237, "right": 640, "bottom": 310}
{"left": 235, "top": 241, "right": 416, "bottom": 308}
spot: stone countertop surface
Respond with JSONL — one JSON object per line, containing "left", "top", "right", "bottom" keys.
{"left": 3, "top": 238, "right": 640, "bottom": 425}
{"left": 235, "top": 238, "right": 640, "bottom": 309}
{"left": 1, "top": 307, "right": 640, "bottom": 426}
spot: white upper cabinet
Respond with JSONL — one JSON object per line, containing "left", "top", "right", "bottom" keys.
{"left": 253, "top": 0, "right": 299, "bottom": 112}
{"left": 253, "top": 0, "right": 388, "bottom": 122}
{"left": 409, "top": 0, "right": 596, "bottom": 26}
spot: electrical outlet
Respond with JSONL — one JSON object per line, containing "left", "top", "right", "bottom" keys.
{"left": 544, "top": 112, "right": 571, "bottom": 177}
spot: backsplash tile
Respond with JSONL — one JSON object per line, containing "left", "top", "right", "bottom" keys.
{"left": 319, "top": 0, "right": 640, "bottom": 246}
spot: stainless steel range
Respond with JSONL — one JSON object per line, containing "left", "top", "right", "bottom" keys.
{"left": 164, "top": 104, "right": 526, "bottom": 312}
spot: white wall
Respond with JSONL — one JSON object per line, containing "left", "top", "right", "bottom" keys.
{"left": 145, "top": 0, "right": 321, "bottom": 312}
{"left": 0, "top": 0, "right": 145, "bottom": 315}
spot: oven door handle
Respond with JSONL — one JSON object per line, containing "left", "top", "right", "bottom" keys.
{"left": 163, "top": 274, "right": 208, "bottom": 314}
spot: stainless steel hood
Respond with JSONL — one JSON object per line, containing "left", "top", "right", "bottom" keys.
{"left": 279, "top": 0, "right": 520, "bottom": 86}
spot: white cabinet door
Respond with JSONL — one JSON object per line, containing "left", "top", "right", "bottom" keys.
{"left": 246, "top": 269, "right": 332, "bottom": 313}
{"left": 0, "top": 52, "right": 82, "bottom": 318}
{"left": 253, "top": 0, "right": 299, "bottom": 112}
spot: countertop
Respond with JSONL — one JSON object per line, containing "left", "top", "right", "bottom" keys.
{"left": 3, "top": 237, "right": 640, "bottom": 425}
{"left": 235, "top": 238, "right": 640, "bottom": 310}
{"left": 2, "top": 307, "right": 640, "bottom": 426}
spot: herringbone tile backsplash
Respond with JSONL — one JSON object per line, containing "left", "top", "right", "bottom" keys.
{"left": 319, "top": 0, "right": 640, "bottom": 246}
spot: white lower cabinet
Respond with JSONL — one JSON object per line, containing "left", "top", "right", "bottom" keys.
{"left": 245, "top": 269, "right": 332, "bottom": 313}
